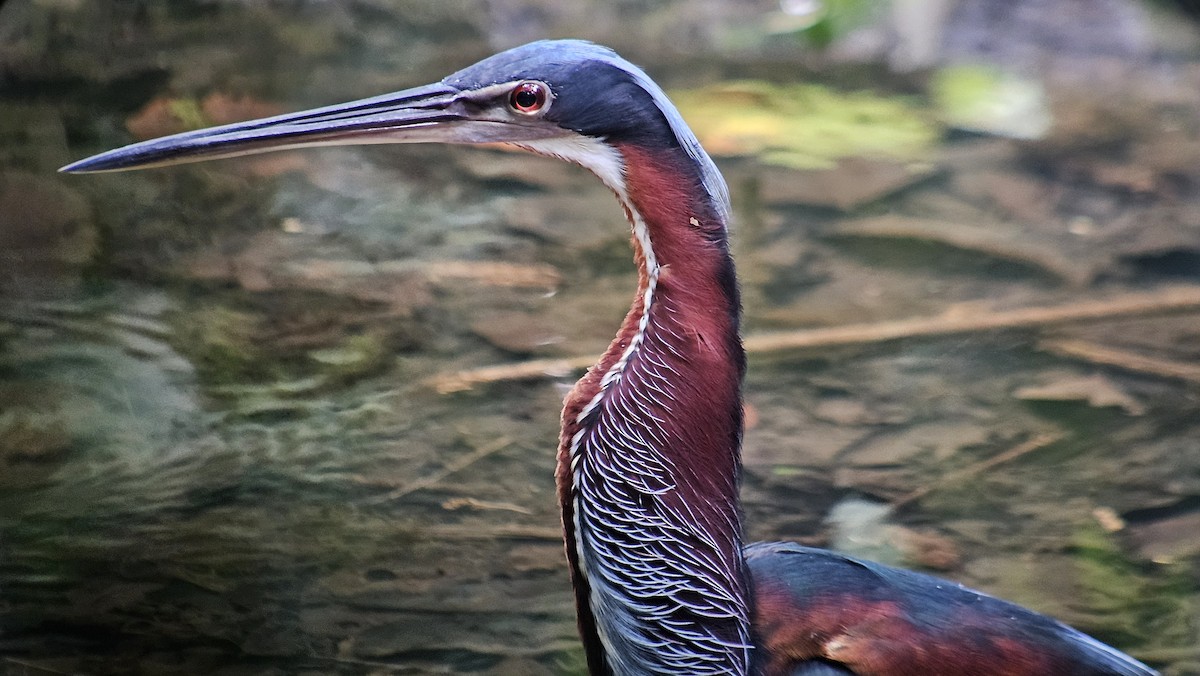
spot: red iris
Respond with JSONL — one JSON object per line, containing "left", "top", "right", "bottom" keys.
{"left": 510, "top": 81, "right": 547, "bottom": 113}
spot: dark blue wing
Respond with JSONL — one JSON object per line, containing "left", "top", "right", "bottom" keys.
{"left": 745, "top": 541, "right": 1158, "bottom": 676}
{"left": 791, "top": 662, "right": 856, "bottom": 675}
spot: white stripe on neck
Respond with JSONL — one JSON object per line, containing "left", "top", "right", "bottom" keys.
{"left": 515, "top": 135, "right": 678, "bottom": 672}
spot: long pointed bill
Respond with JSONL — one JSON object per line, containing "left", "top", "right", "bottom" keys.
{"left": 61, "top": 82, "right": 561, "bottom": 173}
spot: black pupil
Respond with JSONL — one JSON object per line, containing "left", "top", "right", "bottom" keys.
{"left": 514, "top": 86, "right": 540, "bottom": 109}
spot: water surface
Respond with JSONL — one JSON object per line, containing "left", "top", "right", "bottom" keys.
{"left": 2, "top": 2, "right": 1198, "bottom": 674}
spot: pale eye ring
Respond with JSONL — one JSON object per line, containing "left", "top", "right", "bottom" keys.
{"left": 509, "top": 81, "right": 550, "bottom": 114}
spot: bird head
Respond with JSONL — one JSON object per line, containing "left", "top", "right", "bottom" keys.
{"left": 61, "top": 40, "right": 728, "bottom": 216}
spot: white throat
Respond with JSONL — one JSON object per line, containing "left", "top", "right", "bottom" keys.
{"left": 510, "top": 135, "right": 629, "bottom": 198}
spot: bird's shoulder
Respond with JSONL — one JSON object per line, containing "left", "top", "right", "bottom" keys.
{"left": 744, "top": 541, "right": 1156, "bottom": 676}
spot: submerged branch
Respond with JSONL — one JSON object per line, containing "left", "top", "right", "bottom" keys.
{"left": 743, "top": 285, "right": 1200, "bottom": 353}
{"left": 424, "top": 524, "right": 564, "bottom": 541}
{"left": 892, "top": 432, "right": 1067, "bottom": 510}
{"left": 1038, "top": 338, "right": 1200, "bottom": 384}
{"left": 427, "top": 285, "right": 1200, "bottom": 392}
{"left": 362, "top": 436, "right": 514, "bottom": 504}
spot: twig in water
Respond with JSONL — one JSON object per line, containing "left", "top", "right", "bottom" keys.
{"left": 426, "top": 285, "right": 1200, "bottom": 391}
{"left": 430, "top": 356, "right": 595, "bottom": 393}
{"left": 364, "top": 436, "right": 513, "bottom": 504}
{"left": 424, "top": 523, "right": 563, "bottom": 541}
{"left": 1039, "top": 338, "right": 1200, "bottom": 385}
{"left": 892, "top": 431, "right": 1068, "bottom": 510}
{"left": 744, "top": 285, "right": 1200, "bottom": 353}
{"left": 1, "top": 658, "right": 77, "bottom": 675}
{"left": 442, "top": 497, "right": 533, "bottom": 514}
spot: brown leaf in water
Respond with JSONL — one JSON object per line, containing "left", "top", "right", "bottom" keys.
{"left": 126, "top": 97, "right": 191, "bottom": 139}
{"left": 127, "top": 94, "right": 304, "bottom": 176}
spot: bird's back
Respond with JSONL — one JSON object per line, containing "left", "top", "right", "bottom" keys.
{"left": 745, "top": 542, "right": 1157, "bottom": 676}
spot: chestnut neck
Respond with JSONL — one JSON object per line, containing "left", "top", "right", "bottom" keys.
{"left": 556, "top": 142, "right": 749, "bottom": 675}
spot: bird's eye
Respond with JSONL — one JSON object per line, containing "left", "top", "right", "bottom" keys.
{"left": 509, "top": 81, "right": 549, "bottom": 114}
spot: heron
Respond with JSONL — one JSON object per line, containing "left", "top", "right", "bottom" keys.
{"left": 63, "top": 40, "right": 1158, "bottom": 676}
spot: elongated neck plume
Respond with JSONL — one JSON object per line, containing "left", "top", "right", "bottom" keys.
{"left": 553, "top": 133, "right": 749, "bottom": 675}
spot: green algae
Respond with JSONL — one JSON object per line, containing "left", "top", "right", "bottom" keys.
{"left": 1070, "top": 523, "right": 1195, "bottom": 654}
{"left": 170, "top": 304, "right": 270, "bottom": 384}
{"left": 672, "top": 81, "right": 938, "bottom": 170}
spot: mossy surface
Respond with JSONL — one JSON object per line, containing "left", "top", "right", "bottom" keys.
{"left": 673, "top": 81, "right": 938, "bottom": 169}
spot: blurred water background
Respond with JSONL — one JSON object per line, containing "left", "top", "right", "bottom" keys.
{"left": 1, "top": 0, "right": 1199, "bottom": 673}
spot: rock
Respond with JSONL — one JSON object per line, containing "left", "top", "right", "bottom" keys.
{"left": 811, "top": 397, "right": 902, "bottom": 426}
{"left": 842, "top": 421, "right": 990, "bottom": 466}
{"left": 1126, "top": 508, "right": 1200, "bottom": 564}
{"left": 827, "top": 497, "right": 901, "bottom": 565}
{"left": 828, "top": 215, "right": 1096, "bottom": 286}
{"left": 744, "top": 420, "right": 867, "bottom": 468}
{"left": 470, "top": 311, "right": 566, "bottom": 355}
{"left": 951, "top": 169, "right": 1056, "bottom": 226}
{"left": 759, "top": 157, "right": 937, "bottom": 210}
{"left": 1092, "top": 506, "right": 1126, "bottom": 533}
{"left": 499, "top": 192, "right": 625, "bottom": 250}
{"left": 1014, "top": 373, "right": 1145, "bottom": 416}
{"left": 825, "top": 497, "right": 962, "bottom": 571}
{"left": 175, "top": 231, "right": 436, "bottom": 314}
